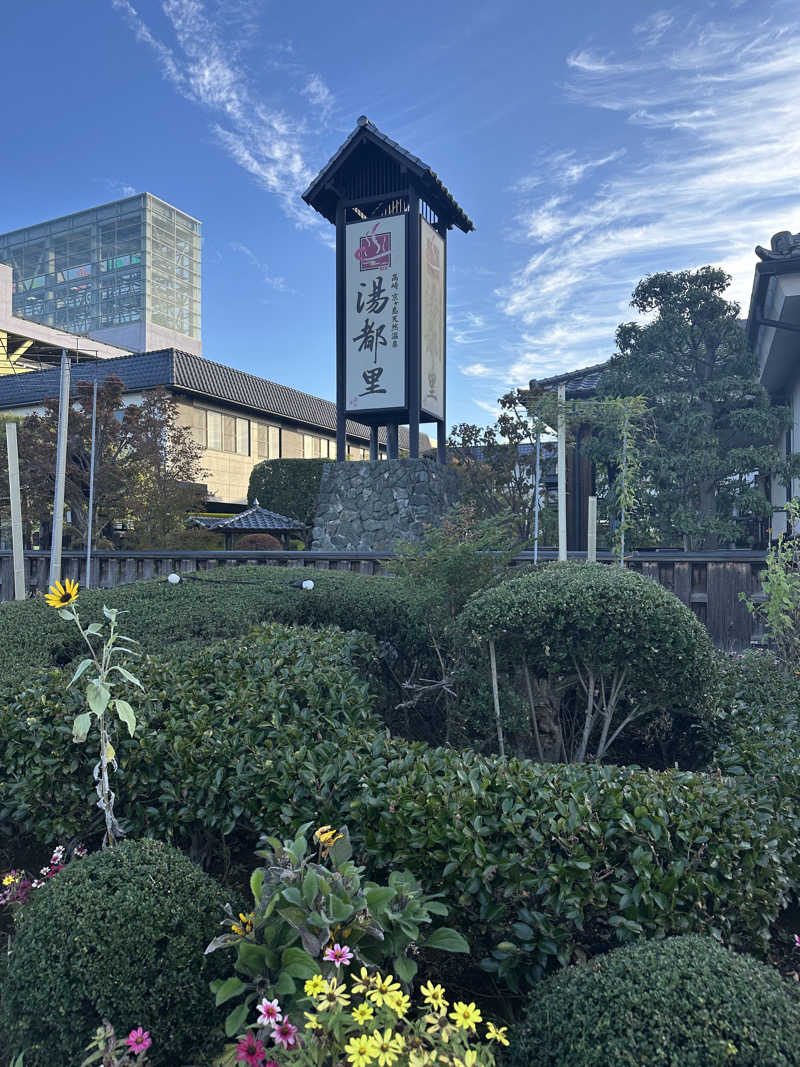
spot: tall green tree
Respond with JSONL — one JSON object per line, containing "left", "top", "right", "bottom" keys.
{"left": 602, "top": 267, "right": 799, "bottom": 548}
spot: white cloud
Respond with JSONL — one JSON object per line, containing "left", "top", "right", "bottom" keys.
{"left": 111, "top": 0, "right": 328, "bottom": 231}
{"left": 499, "top": 11, "right": 800, "bottom": 386}
{"left": 301, "top": 74, "right": 334, "bottom": 120}
{"left": 460, "top": 362, "right": 499, "bottom": 378}
{"left": 230, "top": 241, "right": 294, "bottom": 293}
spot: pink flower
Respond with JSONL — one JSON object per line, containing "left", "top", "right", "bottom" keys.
{"left": 256, "top": 997, "right": 282, "bottom": 1027}
{"left": 272, "top": 1018, "right": 299, "bottom": 1050}
{"left": 323, "top": 943, "right": 353, "bottom": 968}
{"left": 794, "top": 934, "right": 800, "bottom": 949}
{"left": 235, "top": 1032, "right": 267, "bottom": 1065}
{"left": 74, "top": 843, "right": 88, "bottom": 858}
{"left": 125, "top": 1028, "right": 152, "bottom": 1055}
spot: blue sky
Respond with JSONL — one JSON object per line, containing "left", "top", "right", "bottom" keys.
{"left": 3, "top": 0, "right": 799, "bottom": 428}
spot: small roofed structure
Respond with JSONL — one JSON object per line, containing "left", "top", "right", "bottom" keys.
{"left": 195, "top": 499, "right": 306, "bottom": 550}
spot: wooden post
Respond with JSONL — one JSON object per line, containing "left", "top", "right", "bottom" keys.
{"left": 407, "top": 185, "right": 421, "bottom": 459}
{"left": 5, "top": 421, "right": 26, "bottom": 600}
{"left": 587, "top": 495, "right": 597, "bottom": 563}
{"left": 335, "top": 200, "right": 347, "bottom": 462}
{"left": 533, "top": 429, "right": 541, "bottom": 563}
{"left": 369, "top": 426, "right": 379, "bottom": 461}
{"left": 49, "top": 350, "right": 70, "bottom": 589}
{"left": 387, "top": 423, "right": 399, "bottom": 460}
{"left": 557, "top": 383, "right": 567, "bottom": 561}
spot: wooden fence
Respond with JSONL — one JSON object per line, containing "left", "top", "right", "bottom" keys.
{"left": 0, "top": 547, "right": 767, "bottom": 650}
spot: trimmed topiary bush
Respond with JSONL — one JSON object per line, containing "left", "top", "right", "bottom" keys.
{"left": 0, "top": 838, "right": 233, "bottom": 1067}
{"left": 459, "top": 561, "right": 717, "bottom": 761}
{"left": 247, "top": 457, "right": 327, "bottom": 527}
{"left": 507, "top": 935, "right": 800, "bottom": 1066}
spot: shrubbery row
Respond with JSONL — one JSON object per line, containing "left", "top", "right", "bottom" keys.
{"left": 1, "top": 623, "right": 794, "bottom": 995}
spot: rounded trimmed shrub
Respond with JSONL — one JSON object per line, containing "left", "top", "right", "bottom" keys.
{"left": 0, "top": 838, "right": 233, "bottom": 1066}
{"left": 459, "top": 561, "right": 716, "bottom": 761}
{"left": 508, "top": 935, "right": 800, "bottom": 1066}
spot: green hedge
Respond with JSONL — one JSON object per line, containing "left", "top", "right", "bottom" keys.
{"left": 0, "top": 567, "right": 430, "bottom": 692}
{"left": 507, "top": 935, "right": 800, "bottom": 1066}
{"left": 459, "top": 562, "right": 716, "bottom": 760}
{"left": 247, "top": 457, "right": 328, "bottom": 527}
{"left": 1, "top": 626, "right": 791, "bottom": 995}
{"left": 0, "top": 839, "right": 232, "bottom": 1067}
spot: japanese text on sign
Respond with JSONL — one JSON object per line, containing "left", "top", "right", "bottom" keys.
{"left": 346, "top": 216, "right": 406, "bottom": 411}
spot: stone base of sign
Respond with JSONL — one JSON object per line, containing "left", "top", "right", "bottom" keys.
{"left": 311, "top": 459, "right": 459, "bottom": 552}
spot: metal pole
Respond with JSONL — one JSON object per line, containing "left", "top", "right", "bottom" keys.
{"left": 49, "top": 350, "right": 70, "bottom": 589}
{"left": 5, "top": 421, "right": 26, "bottom": 600}
{"left": 85, "top": 379, "right": 98, "bottom": 588}
{"left": 587, "top": 495, "right": 597, "bottom": 563}
{"left": 557, "top": 383, "right": 567, "bottom": 561}
{"left": 620, "top": 423, "right": 627, "bottom": 567}
{"left": 533, "top": 428, "right": 541, "bottom": 564}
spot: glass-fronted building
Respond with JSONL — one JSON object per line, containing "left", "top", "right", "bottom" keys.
{"left": 0, "top": 194, "right": 202, "bottom": 354}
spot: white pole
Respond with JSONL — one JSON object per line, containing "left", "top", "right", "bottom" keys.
{"left": 533, "top": 429, "right": 541, "bottom": 564}
{"left": 85, "top": 379, "right": 98, "bottom": 589}
{"left": 5, "top": 421, "right": 26, "bottom": 600}
{"left": 557, "top": 383, "right": 567, "bottom": 561}
{"left": 587, "top": 494, "right": 597, "bottom": 563}
{"left": 620, "top": 423, "right": 627, "bottom": 567}
{"left": 49, "top": 350, "right": 70, "bottom": 589}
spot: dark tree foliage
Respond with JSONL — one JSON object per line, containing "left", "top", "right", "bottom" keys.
{"left": 0, "top": 378, "right": 205, "bottom": 549}
{"left": 601, "top": 267, "right": 799, "bottom": 548}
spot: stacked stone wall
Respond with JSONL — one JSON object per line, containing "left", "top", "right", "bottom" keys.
{"left": 311, "top": 459, "right": 459, "bottom": 551}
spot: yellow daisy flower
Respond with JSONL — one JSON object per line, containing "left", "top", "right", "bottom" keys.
{"left": 303, "top": 1011, "right": 322, "bottom": 1030}
{"left": 230, "top": 911, "right": 254, "bottom": 936}
{"left": 384, "top": 990, "right": 410, "bottom": 1018}
{"left": 304, "top": 974, "right": 327, "bottom": 997}
{"left": 344, "top": 1033, "right": 377, "bottom": 1067}
{"left": 352, "top": 967, "right": 377, "bottom": 995}
{"left": 314, "top": 825, "right": 344, "bottom": 848}
{"left": 316, "top": 976, "right": 351, "bottom": 1011}
{"left": 44, "top": 579, "right": 79, "bottom": 608}
{"left": 368, "top": 973, "right": 402, "bottom": 1007}
{"left": 424, "top": 1011, "right": 454, "bottom": 1043}
{"left": 420, "top": 980, "right": 448, "bottom": 1012}
{"left": 453, "top": 1051, "right": 480, "bottom": 1067}
{"left": 485, "top": 1022, "right": 509, "bottom": 1046}
{"left": 449, "top": 1002, "right": 482, "bottom": 1032}
{"left": 370, "top": 1028, "right": 405, "bottom": 1066}
{"left": 351, "top": 1002, "right": 375, "bottom": 1026}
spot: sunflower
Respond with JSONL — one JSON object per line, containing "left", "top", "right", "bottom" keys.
{"left": 45, "top": 579, "right": 79, "bottom": 608}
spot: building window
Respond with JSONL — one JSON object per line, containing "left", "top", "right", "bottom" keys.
{"left": 329, "top": 439, "right": 336, "bottom": 460}
{"left": 303, "top": 434, "right": 314, "bottom": 458}
{"left": 207, "top": 411, "right": 222, "bottom": 451}
{"left": 223, "top": 415, "right": 236, "bottom": 453}
{"left": 236, "top": 417, "right": 249, "bottom": 456}
{"left": 255, "top": 423, "right": 281, "bottom": 460}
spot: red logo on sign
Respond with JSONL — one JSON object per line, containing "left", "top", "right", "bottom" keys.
{"left": 355, "top": 225, "right": 391, "bottom": 270}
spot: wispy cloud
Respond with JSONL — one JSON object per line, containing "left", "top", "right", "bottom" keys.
{"left": 302, "top": 74, "right": 335, "bottom": 122}
{"left": 230, "top": 241, "right": 294, "bottom": 293}
{"left": 500, "top": 9, "right": 800, "bottom": 384}
{"left": 111, "top": 0, "right": 330, "bottom": 231}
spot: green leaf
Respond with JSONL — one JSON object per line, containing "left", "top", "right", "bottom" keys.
{"left": 86, "top": 622, "right": 103, "bottom": 636}
{"left": 215, "top": 976, "right": 245, "bottom": 1006}
{"left": 86, "top": 680, "right": 110, "bottom": 718}
{"left": 102, "top": 605, "right": 119, "bottom": 623}
{"left": 393, "top": 956, "right": 417, "bottom": 983}
{"left": 250, "top": 867, "right": 265, "bottom": 906}
{"left": 274, "top": 972, "right": 296, "bottom": 995}
{"left": 224, "top": 1002, "right": 249, "bottom": 1037}
{"left": 111, "top": 664, "right": 143, "bottom": 689}
{"left": 71, "top": 712, "right": 91, "bottom": 743}
{"left": 302, "top": 869, "right": 319, "bottom": 908}
{"left": 365, "top": 886, "right": 396, "bottom": 913}
{"left": 114, "top": 699, "right": 137, "bottom": 737}
{"left": 68, "top": 658, "right": 94, "bottom": 688}
{"left": 421, "top": 928, "right": 470, "bottom": 953}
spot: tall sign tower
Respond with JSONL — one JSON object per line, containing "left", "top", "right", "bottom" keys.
{"left": 302, "top": 116, "right": 473, "bottom": 463}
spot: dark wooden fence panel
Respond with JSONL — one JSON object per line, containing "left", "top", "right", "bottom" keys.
{"left": 0, "top": 548, "right": 766, "bottom": 650}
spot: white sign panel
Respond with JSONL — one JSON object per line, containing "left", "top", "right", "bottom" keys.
{"left": 346, "top": 215, "right": 406, "bottom": 412}
{"left": 420, "top": 217, "right": 445, "bottom": 420}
